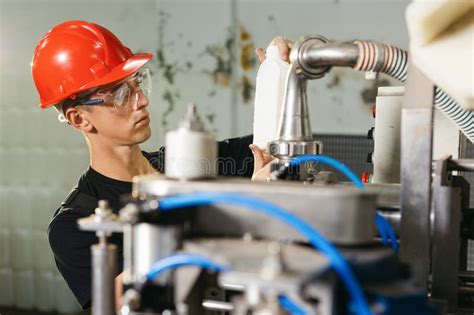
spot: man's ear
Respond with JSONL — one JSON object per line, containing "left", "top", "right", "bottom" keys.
{"left": 65, "top": 107, "right": 94, "bottom": 132}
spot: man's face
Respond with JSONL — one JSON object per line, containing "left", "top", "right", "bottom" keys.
{"left": 81, "top": 75, "right": 152, "bottom": 146}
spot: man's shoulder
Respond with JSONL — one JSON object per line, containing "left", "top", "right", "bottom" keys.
{"left": 48, "top": 188, "right": 100, "bottom": 260}
{"left": 142, "top": 147, "right": 165, "bottom": 173}
{"left": 48, "top": 189, "right": 99, "bottom": 237}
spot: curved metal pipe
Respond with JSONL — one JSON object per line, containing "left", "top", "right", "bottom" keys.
{"left": 303, "top": 42, "right": 359, "bottom": 69}
{"left": 277, "top": 67, "right": 313, "bottom": 141}
{"left": 275, "top": 37, "right": 358, "bottom": 144}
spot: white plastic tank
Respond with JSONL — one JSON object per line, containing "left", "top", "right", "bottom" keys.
{"left": 253, "top": 45, "right": 290, "bottom": 150}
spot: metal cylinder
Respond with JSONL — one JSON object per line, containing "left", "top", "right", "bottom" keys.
{"left": 92, "top": 243, "right": 117, "bottom": 315}
{"left": 132, "top": 223, "right": 180, "bottom": 283}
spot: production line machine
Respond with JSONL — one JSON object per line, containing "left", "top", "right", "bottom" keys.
{"left": 78, "top": 33, "right": 474, "bottom": 315}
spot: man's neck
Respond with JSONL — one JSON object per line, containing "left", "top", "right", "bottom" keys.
{"left": 88, "top": 138, "right": 155, "bottom": 182}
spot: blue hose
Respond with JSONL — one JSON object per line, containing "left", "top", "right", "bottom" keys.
{"left": 375, "top": 213, "right": 389, "bottom": 246}
{"left": 146, "top": 253, "right": 230, "bottom": 282}
{"left": 159, "top": 192, "right": 372, "bottom": 315}
{"left": 289, "top": 154, "right": 399, "bottom": 251}
{"left": 376, "top": 214, "right": 399, "bottom": 252}
{"left": 278, "top": 295, "right": 307, "bottom": 315}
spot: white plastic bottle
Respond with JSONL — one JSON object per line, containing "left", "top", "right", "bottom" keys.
{"left": 253, "top": 45, "right": 290, "bottom": 150}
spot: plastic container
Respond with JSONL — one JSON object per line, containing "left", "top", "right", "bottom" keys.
{"left": 165, "top": 104, "right": 217, "bottom": 179}
{"left": 253, "top": 45, "right": 290, "bottom": 150}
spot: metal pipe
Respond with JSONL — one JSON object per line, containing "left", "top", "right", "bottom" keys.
{"left": 132, "top": 224, "right": 180, "bottom": 284}
{"left": 447, "top": 159, "right": 474, "bottom": 172}
{"left": 277, "top": 68, "right": 312, "bottom": 142}
{"left": 202, "top": 300, "right": 235, "bottom": 311}
{"left": 304, "top": 42, "right": 358, "bottom": 68}
{"left": 92, "top": 243, "right": 117, "bottom": 315}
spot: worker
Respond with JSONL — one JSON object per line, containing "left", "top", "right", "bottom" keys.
{"left": 31, "top": 20, "right": 268, "bottom": 310}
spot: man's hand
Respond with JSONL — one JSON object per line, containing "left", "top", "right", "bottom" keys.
{"left": 249, "top": 144, "right": 276, "bottom": 181}
{"left": 255, "top": 36, "right": 294, "bottom": 63}
{"left": 115, "top": 272, "right": 124, "bottom": 312}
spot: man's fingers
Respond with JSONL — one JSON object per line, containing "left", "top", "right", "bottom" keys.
{"left": 255, "top": 48, "right": 266, "bottom": 63}
{"left": 271, "top": 36, "right": 291, "bottom": 62}
{"left": 249, "top": 144, "right": 265, "bottom": 169}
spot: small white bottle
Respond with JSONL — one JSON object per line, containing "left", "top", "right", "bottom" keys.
{"left": 253, "top": 45, "right": 290, "bottom": 150}
{"left": 165, "top": 104, "right": 217, "bottom": 179}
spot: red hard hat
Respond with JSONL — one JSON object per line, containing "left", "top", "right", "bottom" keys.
{"left": 32, "top": 20, "right": 153, "bottom": 109}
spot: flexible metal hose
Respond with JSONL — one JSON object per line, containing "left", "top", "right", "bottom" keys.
{"left": 354, "top": 41, "right": 474, "bottom": 142}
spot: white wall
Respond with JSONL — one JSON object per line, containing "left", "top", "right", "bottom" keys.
{"left": 0, "top": 0, "right": 410, "bottom": 312}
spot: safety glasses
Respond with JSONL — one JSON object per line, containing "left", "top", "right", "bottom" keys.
{"left": 75, "top": 68, "right": 152, "bottom": 113}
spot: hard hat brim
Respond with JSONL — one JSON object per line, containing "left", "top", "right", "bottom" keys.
{"left": 40, "top": 53, "right": 153, "bottom": 109}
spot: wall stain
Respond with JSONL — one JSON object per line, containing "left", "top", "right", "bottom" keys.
{"left": 241, "top": 75, "right": 254, "bottom": 104}
{"left": 161, "top": 90, "right": 176, "bottom": 131}
{"left": 202, "top": 34, "right": 234, "bottom": 87}
{"left": 156, "top": 10, "right": 260, "bottom": 130}
{"left": 202, "top": 25, "right": 257, "bottom": 104}
{"left": 240, "top": 26, "right": 257, "bottom": 72}
{"left": 208, "top": 90, "right": 217, "bottom": 97}
{"left": 156, "top": 50, "right": 176, "bottom": 85}
{"left": 239, "top": 26, "right": 257, "bottom": 103}
{"left": 327, "top": 73, "right": 341, "bottom": 89}
{"left": 206, "top": 113, "right": 216, "bottom": 123}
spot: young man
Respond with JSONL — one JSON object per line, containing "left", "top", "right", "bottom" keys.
{"left": 31, "top": 20, "right": 261, "bottom": 309}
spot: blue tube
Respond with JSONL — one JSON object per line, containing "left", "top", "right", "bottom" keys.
{"left": 289, "top": 154, "right": 399, "bottom": 252}
{"left": 159, "top": 192, "right": 372, "bottom": 315}
{"left": 278, "top": 295, "right": 307, "bottom": 315}
{"left": 145, "top": 253, "right": 230, "bottom": 282}
{"left": 376, "top": 214, "right": 399, "bottom": 252}
{"left": 375, "top": 213, "right": 389, "bottom": 246}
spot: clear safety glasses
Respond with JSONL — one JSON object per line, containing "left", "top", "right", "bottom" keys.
{"left": 75, "top": 68, "right": 152, "bottom": 113}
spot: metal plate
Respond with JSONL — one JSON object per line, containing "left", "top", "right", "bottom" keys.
{"left": 133, "top": 176, "right": 377, "bottom": 245}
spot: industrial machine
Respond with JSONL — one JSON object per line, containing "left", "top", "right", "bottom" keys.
{"left": 77, "top": 26, "right": 474, "bottom": 314}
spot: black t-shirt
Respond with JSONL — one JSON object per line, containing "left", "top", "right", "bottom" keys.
{"left": 48, "top": 135, "right": 254, "bottom": 309}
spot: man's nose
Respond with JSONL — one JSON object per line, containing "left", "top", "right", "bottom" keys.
{"left": 134, "top": 89, "right": 149, "bottom": 110}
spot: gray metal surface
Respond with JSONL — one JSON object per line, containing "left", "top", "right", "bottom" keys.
{"left": 182, "top": 239, "right": 328, "bottom": 276}
{"left": 431, "top": 157, "right": 462, "bottom": 312}
{"left": 92, "top": 244, "right": 117, "bottom": 315}
{"left": 133, "top": 224, "right": 180, "bottom": 283}
{"left": 133, "top": 176, "right": 377, "bottom": 245}
{"left": 399, "top": 63, "right": 435, "bottom": 289}
{"left": 182, "top": 239, "right": 328, "bottom": 314}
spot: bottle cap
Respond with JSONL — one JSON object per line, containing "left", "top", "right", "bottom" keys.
{"left": 179, "top": 103, "right": 205, "bottom": 132}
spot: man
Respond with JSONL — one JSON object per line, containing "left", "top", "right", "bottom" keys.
{"left": 32, "top": 20, "right": 264, "bottom": 309}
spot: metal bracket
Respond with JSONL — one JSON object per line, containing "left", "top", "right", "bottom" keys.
{"left": 399, "top": 62, "right": 435, "bottom": 289}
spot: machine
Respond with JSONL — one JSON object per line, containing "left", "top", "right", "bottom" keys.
{"left": 77, "top": 33, "right": 474, "bottom": 315}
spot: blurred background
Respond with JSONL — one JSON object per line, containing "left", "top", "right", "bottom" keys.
{"left": 0, "top": 0, "right": 411, "bottom": 314}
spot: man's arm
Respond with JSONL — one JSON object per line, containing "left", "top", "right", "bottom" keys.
{"left": 216, "top": 134, "right": 254, "bottom": 177}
